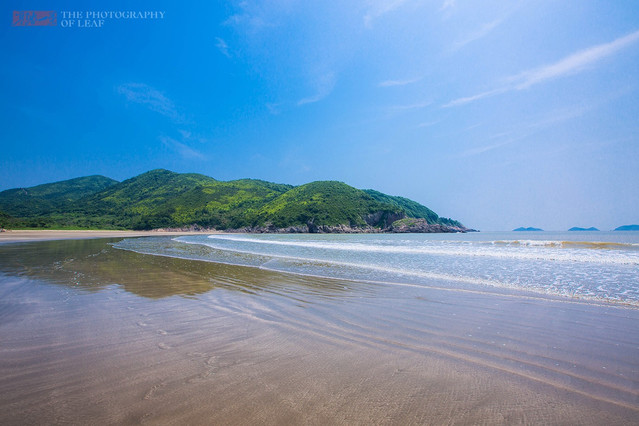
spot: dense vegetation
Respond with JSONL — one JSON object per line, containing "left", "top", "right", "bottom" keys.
{"left": 0, "top": 175, "right": 117, "bottom": 218}
{"left": 0, "top": 169, "right": 465, "bottom": 231}
{"left": 363, "top": 189, "right": 439, "bottom": 223}
{"left": 250, "top": 181, "right": 402, "bottom": 228}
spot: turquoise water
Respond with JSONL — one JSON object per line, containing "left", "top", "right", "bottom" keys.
{"left": 113, "top": 231, "right": 639, "bottom": 306}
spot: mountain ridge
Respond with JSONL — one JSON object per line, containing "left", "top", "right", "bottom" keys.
{"left": 0, "top": 169, "right": 469, "bottom": 233}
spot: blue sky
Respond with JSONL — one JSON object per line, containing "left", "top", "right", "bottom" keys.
{"left": 2, "top": 0, "right": 638, "bottom": 231}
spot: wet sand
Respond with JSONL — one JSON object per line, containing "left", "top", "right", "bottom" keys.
{"left": 0, "top": 238, "right": 638, "bottom": 424}
{"left": 0, "top": 229, "right": 217, "bottom": 244}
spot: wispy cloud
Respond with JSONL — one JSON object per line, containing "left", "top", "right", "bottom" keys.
{"left": 224, "top": 4, "right": 275, "bottom": 34}
{"left": 265, "top": 102, "right": 282, "bottom": 115}
{"left": 364, "top": 0, "right": 410, "bottom": 27}
{"left": 160, "top": 135, "right": 206, "bottom": 160}
{"left": 451, "top": 19, "right": 502, "bottom": 51}
{"left": 378, "top": 77, "right": 422, "bottom": 87}
{"left": 215, "top": 37, "right": 231, "bottom": 57}
{"left": 443, "top": 88, "right": 508, "bottom": 108}
{"left": 461, "top": 139, "right": 517, "bottom": 157}
{"left": 297, "top": 73, "right": 336, "bottom": 106}
{"left": 460, "top": 105, "right": 591, "bottom": 157}
{"left": 117, "top": 83, "right": 181, "bottom": 121}
{"left": 416, "top": 120, "right": 440, "bottom": 128}
{"left": 389, "top": 101, "right": 432, "bottom": 113}
{"left": 525, "top": 105, "right": 591, "bottom": 130}
{"left": 444, "top": 29, "right": 639, "bottom": 107}
{"left": 512, "top": 30, "right": 639, "bottom": 89}
{"left": 439, "top": 0, "right": 456, "bottom": 12}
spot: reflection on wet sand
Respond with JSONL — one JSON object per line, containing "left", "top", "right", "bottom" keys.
{"left": 1, "top": 238, "right": 638, "bottom": 424}
{"left": 0, "top": 238, "right": 355, "bottom": 299}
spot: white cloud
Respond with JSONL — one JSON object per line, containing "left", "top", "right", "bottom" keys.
{"left": 364, "top": 0, "right": 411, "bottom": 27}
{"left": 297, "top": 73, "right": 336, "bottom": 105}
{"left": 445, "top": 29, "right": 639, "bottom": 107}
{"left": 215, "top": 37, "right": 231, "bottom": 57}
{"left": 460, "top": 105, "right": 591, "bottom": 157}
{"left": 224, "top": 4, "right": 275, "bottom": 34}
{"left": 160, "top": 135, "right": 206, "bottom": 160}
{"left": 525, "top": 105, "right": 590, "bottom": 130}
{"left": 442, "top": 88, "right": 507, "bottom": 107}
{"left": 416, "top": 120, "right": 440, "bottom": 128}
{"left": 512, "top": 30, "right": 639, "bottom": 90}
{"left": 117, "top": 83, "right": 181, "bottom": 121}
{"left": 178, "top": 129, "right": 192, "bottom": 139}
{"left": 451, "top": 19, "right": 502, "bottom": 51}
{"left": 266, "top": 102, "right": 282, "bottom": 115}
{"left": 389, "top": 101, "right": 432, "bottom": 112}
{"left": 461, "top": 140, "right": 513, "bottom": 157}
{"left": 378, "top": 77, "right": 422, "bottom": 87}
{"left": 439, "top": 0, "right": 456, "bottom": 12}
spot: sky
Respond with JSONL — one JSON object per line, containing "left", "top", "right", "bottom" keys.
{"left": 2, "top": 0, "right": 638, "bottom": 231}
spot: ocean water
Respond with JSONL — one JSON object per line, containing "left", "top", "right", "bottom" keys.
{"left": 113, "top": 231, "right": 639, "bottom": 306}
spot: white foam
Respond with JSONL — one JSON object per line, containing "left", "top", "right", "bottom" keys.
{"left": 201, "top": 235, "right": 639, "bottom": 266}
{"left": 114, "top": 237, "right": 639, "bottom": 308}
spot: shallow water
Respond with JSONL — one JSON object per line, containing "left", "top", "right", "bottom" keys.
{"left": 116, "top": 231, "right": 639, "bottom": 306}
{"left": 1, "top": 237, "right": 638, "bottom": 424}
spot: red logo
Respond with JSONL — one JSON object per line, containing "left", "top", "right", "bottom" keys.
{"left": 12, "top": 11, "right": 57, "bottom": 26}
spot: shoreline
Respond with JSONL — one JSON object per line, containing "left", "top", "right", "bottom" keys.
{"left": 0, "top": 229, "right": 222, "bottom": 244}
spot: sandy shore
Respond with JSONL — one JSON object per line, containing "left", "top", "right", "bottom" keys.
{"left": 0, "top": 229, "right": 217, "bottom": 243}
{"left": 1, "top": 237, "right": 638, "bottom": 424}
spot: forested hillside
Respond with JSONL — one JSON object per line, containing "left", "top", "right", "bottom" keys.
{"left": 0, "top": 169, "right": 467, "bottom": 232}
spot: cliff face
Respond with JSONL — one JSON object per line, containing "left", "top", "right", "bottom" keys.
{"left": 389, "top": 218, "right": 471, "bottom": 233}
{"left": 220, "top": 217, "right": 472, "bottom": 234}
{"left": 364, "top": 211, "right": 406, "bottom": 228}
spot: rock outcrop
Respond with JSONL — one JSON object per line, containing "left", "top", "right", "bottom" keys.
{"left": 222, "top": 218, "right": 473, "bottom": 234}
{"left": 388, "top": 218, "right": 469, "bottom": 233}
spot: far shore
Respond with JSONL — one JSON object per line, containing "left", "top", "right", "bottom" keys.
{"left": 0, "top": 229, "right": 222, "bottom": 244}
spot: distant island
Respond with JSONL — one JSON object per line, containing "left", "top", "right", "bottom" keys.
{"left": 0, "top": 169, "right": 472, "bottom": 234}
{"left": 568, "top": 227, "right": 599, "bottom": 231}
{"left": 615, "top": 224, "right": 639, "bottom": 231}
{"left": 513, "top": 227, "right": 543, "bottom": 232}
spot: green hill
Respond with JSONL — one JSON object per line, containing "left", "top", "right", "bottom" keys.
{"left": 0, "top": 169, "right": 466, "bottom": 232}
{"left": 0, "top": 210, "right": 22, "bottom": 229}
{"left": 252, "top": 181, "right": 401, "bottom": 228}
{"left": 0, "top": 175, "right": 117, "bottom": 218}
{"left": 363, "top": 190, "right": 439, "bottom": 224}
{"left": 64, "top": 169, "right": 293, "bottom": 229}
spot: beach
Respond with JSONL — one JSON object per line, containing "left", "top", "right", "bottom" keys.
{"left": 1, "top": 235, "right": 638, "bottom": 424}
{"left": 0, "top": 229, "right": 217, "bottom": 243}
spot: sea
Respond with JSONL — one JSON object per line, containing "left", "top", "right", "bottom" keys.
{"left": 113, "top": 231, "right": 639, "bottom": 307}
